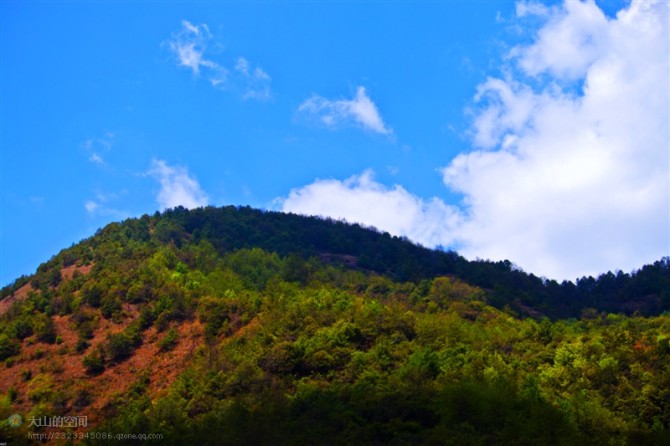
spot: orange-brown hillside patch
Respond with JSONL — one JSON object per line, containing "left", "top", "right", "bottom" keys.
{"left": 230, "top": 315, "right": 260, "bottom": 340}
{"left": 144, "top": 320, "right": 204, "bottom": 399}
{"left": 87, "top": 319, "right": 204, "bottom": 424}
{"left": 0, "top": 282, "right": 34, "bottom": 315}
{"left": 0, "top": 307, "right": 203, "bottom": 429}
{"left": 60, "top": 263, "right": 93, "bottom": 281}
{"left": 0, "top": 263, "right": 93, "bottom": 316}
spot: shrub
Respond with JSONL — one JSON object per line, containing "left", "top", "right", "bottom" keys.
{"left": 75, "top": 338, "right": 90, "bottom": 353}
{"left": 7, "top": 386, "right": 18, "bottom": 402}
{"left": 48, "top": 268, "right": 63, "bottom": 287}
{"left": 100, "top": 295, "right": 122, "bottom": 320}
{"left": 139, "top": 306, "right": 156, "bottom": 330}
{"left": 82, "top": 347, "right": 105, "bottom": 375}
{"left": 51, "top": 390, "right": 69, "bottom": 411}
{"left": 158, "top": 328, "right": 178, "bottom": 352}
{"left": 124, "top": 322, "right": 144, "bottom": 348}
{"left": 106, "top": 333, "right": 135, "bottom": 362}
{"left": 26, "top": 373, "right": 53, "bottom": 403}
{"left": 81, "top": 283, "right": 103, "bottom": 307}
{"left": 155, "top": 311, "right": 171, "bottom": 332}
{"left": 71, "top": 309, "right": 97, "bottom": 339}
{"left": 73, "top": 388, "right": 92, "bottom": 409}
{"left": 12, "top": 319, "right": 33, "bottom": 340}
{"left": 33, "top": 314, "right": 56, "bottom": 344}
{"left": 20, "top": 369, "right": 32, "bottom": 381}
{"left": 0, "top": 334, "right": 20, "bottom": 360}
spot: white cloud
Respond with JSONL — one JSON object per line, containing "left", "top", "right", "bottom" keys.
{"left": 469, "top": 77, "right": 541, "bottom": 149}
{"left": 81, "top": 132, "right": 114, "bottom": 165}
{"left": 84, "top": 190, "right": 128, "bottom": 218}
{"left": 148, "top": 159, "right": 209, "bottom": 210}
{"left": 279, "top": 171, "right": 461, "bottom": 248}
{"left": 166, "top": 22, "right": 270, "bottom": 99}
{"left": 89, "top": 153, "right": 104, "bottom": 165}
{"left": 513, "top": 0, "right": 609, "bottom": 80}
{"left": 442, "top": 0, "right": 669, "bottom": 280}
{"left": 515, "top": 1, "right": 551, "bottom": 18}
{"left": 298, "top": 87, "right": 393, "bottom": 135}
{"left": 279, "top": 0, "right": 669, "bottom": 281}
{"left": 84, "top": 201, "right": 98, "bottom": 214}
{"left": 235, "top": 57, "right": 250, "bottom": 76}
{"left": 235, "top": 57, "right": 272, "bottom": 100}
{"left": 167, "top": 20, "right": 219, "bottom": 76}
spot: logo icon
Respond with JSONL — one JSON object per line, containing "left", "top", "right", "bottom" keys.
{"left": 8, "top": 413, "right": 22, "bottom": 428}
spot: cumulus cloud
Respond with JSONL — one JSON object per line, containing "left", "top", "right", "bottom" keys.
{"left": 279, "top": 0, "right": 669, "bottom": 281}
{"left": 298, "top": 87, "right": 393, "bottom": 135}
{"left": 279, "top": 170, "right": 461, "bottom": 248}
{"left": 166, "top": 21, "right": 270, "bottom": 99}
{"left": 442, "top": 0, "right": 669, "bottom": 280}
{"left": 148, "top": 159, "right": 209, "bottom": 210}
{"left": 513, "top": 0, "right": 609, "bottom": 80}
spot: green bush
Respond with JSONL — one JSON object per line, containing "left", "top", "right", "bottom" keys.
{"left": 138, "top": 306, "right": 156, "bottom": 330}
{"left": 106, "top": 331, "right": 139, "bottom": 362}
{"left": 26, "top": 373, "right": 53, "bottom": 403}
{"left": 81, "top": 282, "right": 103, "bottom": 307}
{"left": 71, "top": 309, "right": 98, "bottom": 339}
{"left": 73, "top": 388, "right": 92, "bottom": 409}
{"left": 7, "top": 386, "right": 18, "bottom": 402}
{"left": 20, "top": 369, "right": 32, "bottom": 381}
{"left": 100, "top": 294, "right": 122, "bottom": 320}
{"left": 158, "top": 328, "right": 178, "bottom": 352}
{"left": 75, "top": 338, "right": 90, "bottom": 353}
{"left": 0, "top": 334, "right": 20, "bottom": 360}
{"left": 32, "top": 313, "right": 56, "bottom": 344}
{"left": 155, "top": 311, "right": 171, "bottom": 332}
{"left": 82, "top": 347, "right": 105, "bottom": 375}
{"left": 11, "top": 319, "right": 33, "bottom": 340}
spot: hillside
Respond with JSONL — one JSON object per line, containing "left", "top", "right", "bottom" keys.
{"left": 1, "top": 206, "right": 669, "bottom": 444}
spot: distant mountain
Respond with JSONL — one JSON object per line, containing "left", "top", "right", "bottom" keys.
{"left": 1, "top": 206, "right": 668, "bottom": 444}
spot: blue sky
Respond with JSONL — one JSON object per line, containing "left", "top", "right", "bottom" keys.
{"left": 1, "top": 0, "right": 668, "bottom": 285}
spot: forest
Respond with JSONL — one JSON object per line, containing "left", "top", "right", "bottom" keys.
{"left": 0, "top": 206, "right": 669, "bottom": 444}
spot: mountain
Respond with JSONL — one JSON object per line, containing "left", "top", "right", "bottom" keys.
{"left": 1, "top": 206, "right": 669, "bottom": 444}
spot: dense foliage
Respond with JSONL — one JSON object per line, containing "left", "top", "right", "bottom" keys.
{"left": 0, "top": 206, "right": 669, "bottom": 444}
{"left": 99, "top": 275, "right": 670, "bottom": 445}
{"left": 5, "top": 206, "right": 668, "bottom": 319}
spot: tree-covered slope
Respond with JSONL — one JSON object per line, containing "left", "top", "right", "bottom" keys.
{"left": 0, "top": 206, "right": 669, "bottom": 444}
{"left": 5, "top": 206, "right": 668, "bottom": 319}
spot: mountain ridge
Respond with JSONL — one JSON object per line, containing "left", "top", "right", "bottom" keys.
{"left": 4, "top": 205, "right": 669, "bottom": 319}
